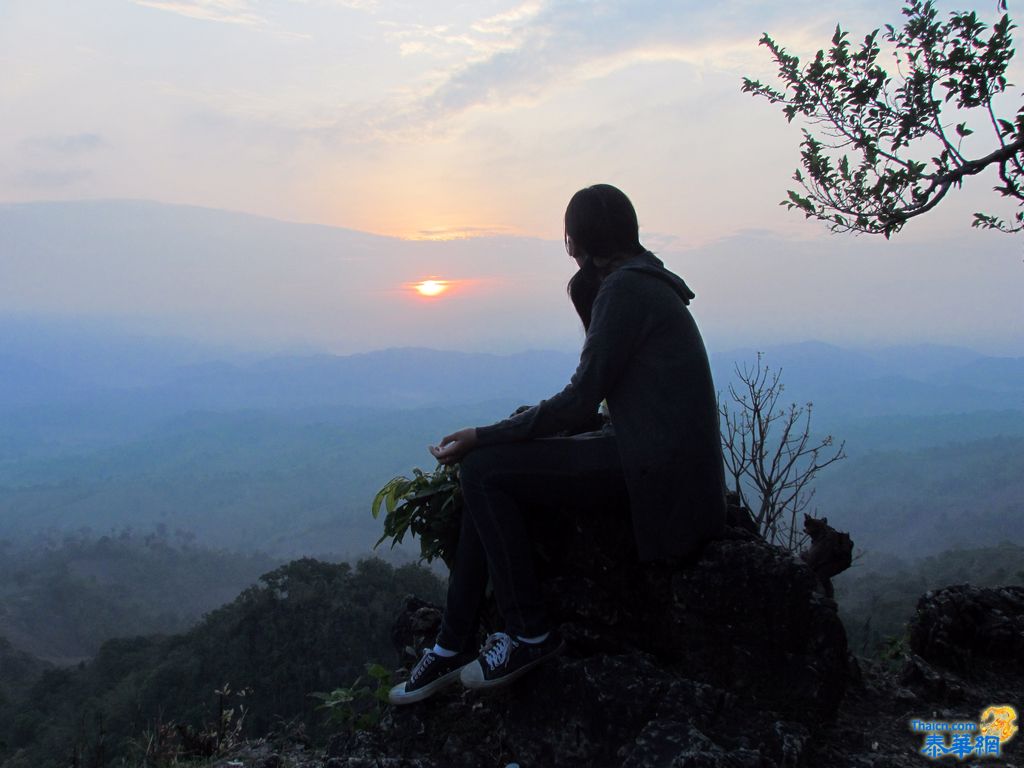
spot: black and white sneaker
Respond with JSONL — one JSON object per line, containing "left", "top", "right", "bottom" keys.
{"left": 460, "top": 630, "right": 565, "bottom": 690}
{"left": 388, "top": 647, "right": 476, "bottom": 705}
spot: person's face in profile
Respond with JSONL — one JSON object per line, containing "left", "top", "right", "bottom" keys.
{"left": 566, "top": 235, "right": 585, "bottom": 269}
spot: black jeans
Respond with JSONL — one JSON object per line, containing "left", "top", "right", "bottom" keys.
{"left": 436, "top": 433, "right": 629, "bottom": 651}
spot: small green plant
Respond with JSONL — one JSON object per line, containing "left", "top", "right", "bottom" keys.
{"left": 371, "top": 464, "right": 462, "bottom": 568}
{"left": 880, "top": 633, "right": 909, "bottom": 660}
{"left": 311, "top": 662, "right": 392, "bottom": 733}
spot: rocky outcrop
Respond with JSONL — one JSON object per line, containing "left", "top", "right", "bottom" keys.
{"left": 799, "top": 514, "right": 853, "bottom": 599}
{"left": 541, "top": 540, "right": 848, "bottom": 723}
{"left": 908, "top": 584, "right": 1024, "bottom": 676}
{"left": 330, "top": 652, "right": 815, "bottom": 767}
{"left": 895, "top": 584, "right": 1024, "bottom": 707}
{"left": 802, "top": 584, "right": 1024, "bottom": 768}
{"left": 342, "top": 510, "right": 850, "bottom": 768}
{"left": 202, "top": 566, "right": 1024, "bottom": 768}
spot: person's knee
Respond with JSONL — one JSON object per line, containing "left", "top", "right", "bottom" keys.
{"left": 458, "top": 444, "right": 502, "bottom": 486}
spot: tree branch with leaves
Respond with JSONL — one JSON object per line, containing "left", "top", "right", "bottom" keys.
{"left": 743, "top": 0, "right": 1024, "bottom": 236}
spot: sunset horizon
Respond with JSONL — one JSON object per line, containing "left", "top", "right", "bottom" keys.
{"left": 1, "top": 0, "right": 1021, "bottom": 354}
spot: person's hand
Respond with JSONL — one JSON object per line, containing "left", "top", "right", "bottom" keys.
{"left": 429, "top": 427, "right": 478, "bottom": 465}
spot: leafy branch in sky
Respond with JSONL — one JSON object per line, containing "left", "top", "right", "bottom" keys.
{"left": 743, "top": 0, "right": 1024, "bottom": 236}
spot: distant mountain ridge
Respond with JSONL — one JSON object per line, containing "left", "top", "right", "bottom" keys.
{"left": 154, "top": 346, "right": 581, "bottom": 409}
{"left": 711, "top": 340, "right": 1024, "bottom": 423}
{"left": 2, "top": 316, "right": 1023, "bottom": 558}
{"left": 3, "top": 317, "right": 1022, "bottom": 416}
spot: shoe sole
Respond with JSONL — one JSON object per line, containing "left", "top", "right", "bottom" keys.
{"left": 460, "top": 637, "right": 566, "bottom": 691}
{"left": 388, "top": 661, "right": 474, "bottom": 705}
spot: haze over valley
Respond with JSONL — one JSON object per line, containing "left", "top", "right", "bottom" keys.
{"left": 3, "top": 201, "right": 1021, "bottom": 562}
{"left": 3, "top": 202, "right": 1021, "bottom": 662}
{"left": 2, "top": 312, "right": 1021, "bottom": 561}
{"left": 4, "top": 2, "right": 1024, "bottom": 762}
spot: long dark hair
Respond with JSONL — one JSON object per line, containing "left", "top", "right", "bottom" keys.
{"left": 565, "top": 184, "right": 644, "bottom": 330}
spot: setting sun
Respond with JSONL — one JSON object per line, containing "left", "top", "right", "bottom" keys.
{"left": 415, "top": 279, "right": 449, "bottom": 297}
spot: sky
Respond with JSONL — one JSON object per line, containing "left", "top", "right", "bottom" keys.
{"left": 1, "top": 0, "right": 1022, "bottom": 355}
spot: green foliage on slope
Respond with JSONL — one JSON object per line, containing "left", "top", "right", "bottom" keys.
{"left": 836, "top": 542, "right": 1024, "bottom": 657}
{"left": 815, "top": 435, "right": 1024, "bottom": 556}
{"left": 0, "top": 404, "right": 514, "bottom": 557}
{"left": 0, "top": 532, "right": 278, "bottom": 663}
{"left": 0, "top": 557, "right": 443, "bottom": 768}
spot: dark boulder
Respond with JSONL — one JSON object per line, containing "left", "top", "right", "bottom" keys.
{"left": 908, "top": 584, "right": 1024, "bottom": 676}
{"left": 899, "top": 584, "right": 1024, "bottom": 705}
{"left": 799, "top": 515, "right": 853, "bottom": 599}
{"left": 534, "top": 503, "right": 849, "bottom": 721}
{"left": 357, "top": 511, "right": 849, "bottom": 768}
{"left": 541, "top": 537, "right": 848, "bottom": 722}
{"left": 336, "top": 651, "right": 814, "bottom": 768}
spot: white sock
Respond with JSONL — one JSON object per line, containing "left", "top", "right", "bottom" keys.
{"left": 432, "top": 643, "right": 459, "bottom": 657}
{"left": 516, "top": 631, "right": 550, "bottom": 645}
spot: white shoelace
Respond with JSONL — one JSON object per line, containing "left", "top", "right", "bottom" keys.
{"left": 482, "top": 632, "right": 514, "bottom": 670}
{"left": 409, "top": 648, "right": 435, "bottom": 683}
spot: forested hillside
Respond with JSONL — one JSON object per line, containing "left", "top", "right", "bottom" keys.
{"left": 2, "top": 405, "right": 1022, "bottom": 560}
{"left": 2, "top": 326, "right": 1023, "bottom": 765}
{"left": 835, "top": 542, "right": 1024, "bottom": 657}
{"left": 0, "top": 558, "right": 443, "bottom": 768}
{"left": 0, "top": 404, "right": 510, "bottom": 556}
{"left": 2, "top": 327, "right": 1023, "bottom": 560}
{"left": 2, "top": 543, "right": 1019, "bottom": 768}
{"left": 815, "top": 436, "right": 1024, "bottom": 556}
{"left": 0, "top": 533, "right": 278, "bottom": 663}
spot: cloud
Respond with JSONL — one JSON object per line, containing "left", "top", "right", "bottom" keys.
{"left": 286, "top": 0, "right": 377, "bottom": 8}
{"left": 470, "top": 2, "right": 543, "bottom": 35}
{"left": 14, "top": 134, "right": 106, "bottom": 189}
{"left": 132, "top": 0, "right": 268, "bottom": 27}
{"left": 321, "top": 0, "right": 377, "bottom": 9}
{"left": 376, "top": 0, "right": 879, "bottom": 133}
{"left": 11, "top": 130, "right": 111, "bottom": 190}
{"left": 132, "top": 0, "right": 376, "bottom": 30}
{"left": 408, "top": 224, "right": 521, "bottom": 241}
{"left": 373, "top": 1, "right": 765, "bottom": 132}
{"left": 22, "top": 132, "right": 106, "bottom": 155}
{"left": 15, "top": 168, "right": 94, "bottom": 188}
{"left": 105, "top": 1, "right": 839, "bottom": 153}
{"left": 211, "top": 1, "right": 752, "bottom": 148}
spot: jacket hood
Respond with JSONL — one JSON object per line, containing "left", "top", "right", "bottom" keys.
{"left": 616, "top": 250, "right": 696, "bottom": 305}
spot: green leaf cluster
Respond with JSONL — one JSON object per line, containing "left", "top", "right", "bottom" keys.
{"left": 743, "top": 1, "right": 1024, "bottom": 236}
{"left": 310, "top": 662, "right": 392, "bottom": 734}
{"left": 371, "top": 464, "right": 462, "bottom": 569}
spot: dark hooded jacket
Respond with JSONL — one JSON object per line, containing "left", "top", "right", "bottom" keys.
{"left": 474, "top": 250, "right": 727, "bottom": 561}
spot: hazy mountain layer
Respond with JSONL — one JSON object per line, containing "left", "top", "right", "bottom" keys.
{"left": 2, "top": 316, "right": 1023, "bottom": 558}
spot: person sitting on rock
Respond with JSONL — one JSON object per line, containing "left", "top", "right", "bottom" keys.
{"left": 389, "top": 183, "right": 727, "bottom": 705}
